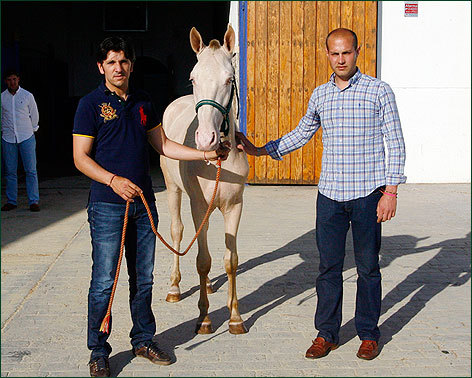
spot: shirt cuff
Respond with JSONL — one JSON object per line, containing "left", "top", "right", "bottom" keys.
{"left": 33, "top": 125, "right": 39, "bottom": 132}
{"left": 386, "top": 173, "right": 407, "bottom": 186}
{"left": 264, "top": 140, "right": 283, "bottom": 161}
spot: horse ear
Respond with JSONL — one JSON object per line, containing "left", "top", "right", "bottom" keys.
{"left": 223, "top": 24, "right": 235, "bottom": 55}
{"left": 190, "top": 27, "right": 204, "bottom": 54}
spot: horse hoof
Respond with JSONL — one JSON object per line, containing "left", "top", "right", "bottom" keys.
{"left": 166, "top": 292, "right": 181, "bottom": 302}
{"left": 229, "top": 321, "right": 248, "bottom": 334}
{"left": 206, "top": 282, "right": 215, "bottom": 294}
{"left": 195, "top": 322, "right": 213, "bottom": 334}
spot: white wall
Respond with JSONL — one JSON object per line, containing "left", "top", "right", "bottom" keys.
{"left": 380, "top": 1, "right": 471, "bottom": 183}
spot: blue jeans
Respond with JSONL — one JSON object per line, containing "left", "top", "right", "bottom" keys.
{"left": 315, "top": 190, "right": 382, "bottom": 344}
{"left": 87, "top": 201, "right": 158, "bottom": 360}
{"left": 1, "top": 135, "right": 39, "bottom": 205}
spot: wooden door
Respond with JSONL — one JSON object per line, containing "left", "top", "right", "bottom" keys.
{"left": 245, "top": 1, "right": 378, "bottom": 184}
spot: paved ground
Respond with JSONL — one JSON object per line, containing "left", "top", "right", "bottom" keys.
{"left": 1, "top": 171, "right": 470, "bottom": 377}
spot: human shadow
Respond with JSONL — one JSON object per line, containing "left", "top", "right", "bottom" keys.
{"left": 339, "top": 232, "right": 471, "bottom": 347}
{"left": 109, "top": 350, "right": 135, "bottom": 377}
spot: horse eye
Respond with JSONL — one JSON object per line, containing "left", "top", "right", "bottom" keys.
{"left": 225, "top": 78, "right": 232, "bottom": 85}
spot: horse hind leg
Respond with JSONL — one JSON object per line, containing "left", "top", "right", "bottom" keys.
{"left": 223, "top": 202, "right": 247, "bottom": 334}
{"left": 192, "top": 201, "right": 214, "bottom": 334}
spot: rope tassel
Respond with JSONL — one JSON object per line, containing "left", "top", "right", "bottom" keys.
{"left": 99, "top": 159, "right": 222, "bottom": 334}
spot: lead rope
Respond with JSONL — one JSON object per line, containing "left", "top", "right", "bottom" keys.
{"left": 99, "top": 158, "right": 222, "bottom": 334}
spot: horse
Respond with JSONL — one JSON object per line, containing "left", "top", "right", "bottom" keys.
{"left": 160, "top": 25, "right": 249, "bottom": 335}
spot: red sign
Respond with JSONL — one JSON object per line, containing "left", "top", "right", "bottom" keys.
{"left": 405, "top": 2, "right": 418, "bottom": 17}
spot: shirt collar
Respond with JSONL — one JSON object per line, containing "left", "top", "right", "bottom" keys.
{"left": 329, "top": 67, "right": 362, "bottom": 88}
{"left": 99, "top": 80, "right": 134, "bottom": 98}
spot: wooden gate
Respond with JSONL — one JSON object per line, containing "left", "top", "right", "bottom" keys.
{"left": 245, "top": 1, "right": 378, "bottom": 184}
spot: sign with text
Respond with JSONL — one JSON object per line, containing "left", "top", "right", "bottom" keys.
{"left": 405, "top": 1, "right": 418, "bottom": 17}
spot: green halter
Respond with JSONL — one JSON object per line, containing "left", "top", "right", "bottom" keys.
{"left": 194, "top": 79, "right": 236, "bottom": 137}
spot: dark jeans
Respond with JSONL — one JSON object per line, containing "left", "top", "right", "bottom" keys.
{"left": 315, "top": 190, "right": 382, "bottom": 344}
{"left": 87, "top": 201, "right": 158, "bottom": 360}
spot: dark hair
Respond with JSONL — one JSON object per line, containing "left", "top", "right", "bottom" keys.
{"left": 4, "top": 69, "right": 20, "bottom": 79}
{"left": 96, "top": 36, "right": 136, "bottom": 63}
{"left": 325, "top": 28, "right": 358, "bottom": 51}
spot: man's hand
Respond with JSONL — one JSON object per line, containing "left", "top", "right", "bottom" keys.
{"left": 213, "top": 140, "right": 231, "bottom": 161}
{"left": 235, "top": 131, "right": 257, "bottom": 155}
{"left": 376, "top": 192, "right": 397, "bottom": 223}
{"left": 110, "top": 176, "right": 143, "bottom": 202}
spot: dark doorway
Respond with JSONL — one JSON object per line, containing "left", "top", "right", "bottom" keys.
{"left": 1, "top": 1, "right": 230, "bottom": 178}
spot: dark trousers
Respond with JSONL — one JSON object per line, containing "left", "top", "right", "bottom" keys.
{"left": 315, "top": 190, "right": 382, "bottom": 344}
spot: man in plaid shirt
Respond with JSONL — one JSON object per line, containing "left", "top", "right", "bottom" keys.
{"left": 237, "top": 28, "right": 406, "bottom": 361}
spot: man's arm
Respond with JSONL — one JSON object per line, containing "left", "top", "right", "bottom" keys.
{"left": 376, "top": 83, "right": 407, "bottom": 223}
{"left": 236, "top": 90, "right": 321, "bottom": 159}
{"left": 72, "top": 135, "right": 142, "bottom": 202}
{"left": 147, "top": 125, "right": 230, "bottom": 161}
{"left": 29, "top": 94, "right": 39, "bottom": 132}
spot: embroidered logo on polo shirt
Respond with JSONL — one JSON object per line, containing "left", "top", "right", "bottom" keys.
{"left": 99, "top": 103, "right": 118, "bottom": 123}
{"left": 139, "top": 105, "right": 147, "bottom": 126}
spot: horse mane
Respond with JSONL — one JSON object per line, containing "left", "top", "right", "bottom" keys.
{"left": 209, "top": 39, "right": 221, "bottom": 49}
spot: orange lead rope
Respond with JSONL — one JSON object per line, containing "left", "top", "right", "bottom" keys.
{"left": 99, "top": 159, "right": 222, "bottom": 334}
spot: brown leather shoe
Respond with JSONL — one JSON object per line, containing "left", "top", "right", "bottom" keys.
{"left": 89, "top": 357, "right": 110, "bottom": 377}
{"left": 133, "top": 341, "right": 172, "bottom": 365}
{"left": 29, "top": 203, "right": 40, "bottom": 212}
{"left": 1, "top": 203, "right": 17, "bottom": 211}
{"left": 305, "top": 337, "right": 338, "bottom": 359}
{"left": 357, "top": 340, "right": 379, "bottom": 360}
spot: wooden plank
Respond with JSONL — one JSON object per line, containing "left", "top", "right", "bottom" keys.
{"left": 266, "top": 1, "right": 280, "bottom": 183}
{"left": 278, "top": 1, "right": 292, "bottom": 183}
{"left": 353, "top": 1, "right": 365, "bottom": 73}
{"left": 364, "top": 1, "right": 377, "bottom": 77}
{"left": 327, "top": 1, "right": 341, "bottom": 80}
{"left": 315, "top": 1, "right": 329, "bottom": 183}
{"left": 328, "top": 1, "right": 341, "bottom": 32}
{"left": 290, "top": 1, "right": 304, "bottom": 184}
{"left": 246, "top": 0, "right": 256, "bottom": 182}
{"left": 302, "top": 0, "right": 316, "bottom": 183}
{"left": 254, "top": 1, "right": 268, "bottom": 183}
{"left": 341, "top": 0, "right": 353, "bottom": 30}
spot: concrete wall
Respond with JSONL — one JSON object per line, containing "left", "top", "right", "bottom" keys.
{"left": 379, "top": 1, "right": 471, "bottom": 183}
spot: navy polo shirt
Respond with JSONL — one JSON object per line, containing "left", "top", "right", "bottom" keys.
{"left": 73, "top": 82, "right": 160, "bottom": 204}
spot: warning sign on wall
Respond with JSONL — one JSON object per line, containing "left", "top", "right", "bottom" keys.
{"left": 405, "top": 1, "right": 419, "bottom": 17}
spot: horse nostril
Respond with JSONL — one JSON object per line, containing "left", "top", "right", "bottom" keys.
{"left": 210, "top": 132, "right": 216, "bottom": 145}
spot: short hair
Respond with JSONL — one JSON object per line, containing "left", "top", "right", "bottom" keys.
{"left": 325, "top": 28, "right": 358, "bottom": 51}
{"left": 4, "top": 69, "right": 20, "bottom": 79}
{"left": 96, "top": 36, "right": 136, "bottom": 64}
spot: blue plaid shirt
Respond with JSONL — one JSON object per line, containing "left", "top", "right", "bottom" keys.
{"left": 265, "top": 69, "right": 406, "bottom": 202}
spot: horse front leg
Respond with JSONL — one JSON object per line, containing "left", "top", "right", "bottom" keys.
{"left": 192, "top": 201, "right": 213, "bottom": 334}
{"left": 223, "top": 201, "right": 247, "bottom": 334}
{"left": 165, "top": 184, "right": 184, "bottom": 303}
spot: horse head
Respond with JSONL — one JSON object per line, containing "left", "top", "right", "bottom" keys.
{"left": 189, "top": 25, "right": 236, "bottom": 152}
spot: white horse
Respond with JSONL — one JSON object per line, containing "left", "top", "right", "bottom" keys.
{"left": 160, "top": 25, "right": 249, "bottom": 334}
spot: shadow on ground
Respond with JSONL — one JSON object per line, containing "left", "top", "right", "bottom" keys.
{"left": 107, "top": 229, "right": 470, "bottom": 372}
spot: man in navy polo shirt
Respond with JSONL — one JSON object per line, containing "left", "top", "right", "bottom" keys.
{"left": 73, "top": 36, "right": 229, "bottom": 377}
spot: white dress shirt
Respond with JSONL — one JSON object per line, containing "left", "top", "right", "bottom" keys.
{"left": 1, "top": 87, "right": 39, "bottom": 143}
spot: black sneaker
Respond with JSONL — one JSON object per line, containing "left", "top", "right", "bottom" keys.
{"left": 89, "top": 356, "right": 110, "bottom": 377}
{"left": 133, "top": 341, "right": 172, "bottom": 365}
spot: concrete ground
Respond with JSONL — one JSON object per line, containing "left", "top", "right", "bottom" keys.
{"left": 1, "top": 171, "right": 470, "bottom": 377}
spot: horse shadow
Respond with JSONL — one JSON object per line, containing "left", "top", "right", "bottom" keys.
{"left": 109, "top": 229, "right": 470, "bottom": 372}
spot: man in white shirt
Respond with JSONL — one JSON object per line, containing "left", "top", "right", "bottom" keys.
{"left": 1, "top": 70, "right": 40, "bottom": 212}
